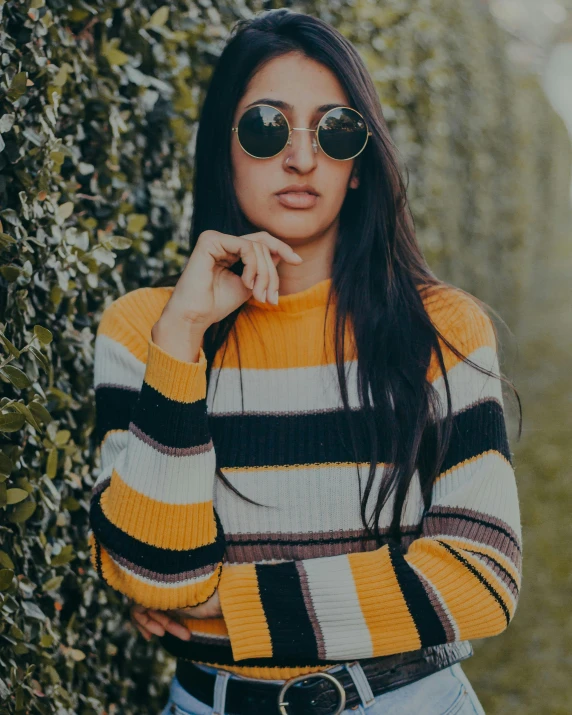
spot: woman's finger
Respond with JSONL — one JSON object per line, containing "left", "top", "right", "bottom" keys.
{"left": 261, "top": 243, "right": 280, "bottom": 304}
{"left": 250, "top": 240, "right": 270, "bottom": 302}
{"left": 133, "top": 621, "right": 153, "bottom": 641}
{"left": 133, "top": 610, "right": 167, "bottom": 637}
{"left": 147, "top": 609, "right": 192, "bottom": 641}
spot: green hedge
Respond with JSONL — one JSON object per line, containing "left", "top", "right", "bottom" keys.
{"left": 0, "top": 0, "right": 569, "bottom": 712}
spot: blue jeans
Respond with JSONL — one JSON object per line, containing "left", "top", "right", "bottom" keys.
{"left": 159, "top": 660, "right": 486, "bottom": 714}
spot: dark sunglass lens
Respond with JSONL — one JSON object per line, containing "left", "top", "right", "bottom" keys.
{"left": 237, "top": 105, "right": 289, "bottom": 158}
{"left": 318, "top": 108, "right": 368, "bottom": 160}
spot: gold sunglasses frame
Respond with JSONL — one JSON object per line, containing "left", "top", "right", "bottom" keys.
{"left": 231, "top": 103, "right": 372, "bottom": 162}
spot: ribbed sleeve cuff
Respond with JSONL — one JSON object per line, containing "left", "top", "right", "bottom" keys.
{"left": 218, "top": 563, "right": 273, "bottom": 661}
{"left": 144, "top": 336, "right": 207, "bottom": 403}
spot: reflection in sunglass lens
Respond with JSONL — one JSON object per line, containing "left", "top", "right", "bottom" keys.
{"left": 318, "top": 107, "right": 368, "bottom": 160}
{"left": 237, "top": 105, "right": 289, "bottom": 158}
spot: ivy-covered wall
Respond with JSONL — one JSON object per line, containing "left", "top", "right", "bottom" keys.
{"left": 0, "top": 0, "right": 569, "bottom": 712}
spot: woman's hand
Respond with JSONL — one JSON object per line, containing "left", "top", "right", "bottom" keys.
{"left": 157, "top": 230, "right": 304, "bottom": 333}
{"left": 129, "top": 590, "right": 222, "bottom": 642}
{"left": 166, "top": 589, "right": 222, "bottom": 620}
{"left": 130, "top": 602, "right": 192, "bottom": 642}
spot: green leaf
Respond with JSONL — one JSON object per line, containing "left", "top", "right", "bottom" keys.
{"left": 0, "top": 232, "right": 17, "bottom": 248}
{"left": 148, "top": 5, "right": 169, "bottom": 27}
{"left": 40, "top": 633, "right": 54, "bottom": 647}
{"left": 11, "top": 403, "right": 41, "bottom": 431}
{"left": 46, "top": 447, "right": 58, "bottom": 478}
{"left": 109, "top": 235, "right": 132, "bottom": 250}
{"left": 126, "top": 213, "right": 148, "bottom": 234}
{"left": 28, "top": 401, "right": 52, "bottom": 425}
{"left": 0, "top": 551, "right": 15, "bottom": 569}
{"left": 0, "top": 266, "right": 21, "bottom": 282}
{"left": 1, "top": 365, "right": 32, "bottom": 389}
{"left": 29, "top": 345, "right": 50, "bottom": 372}
{"left": 41, "top": 576, "right": 63, "bottom": 593}
{"left": 33, "top": 325, "right": 53, "bottom": 345}
{"left": 6, "top": 488, "right": 29, "bottom": 505}
{"left": 8, "top": 499, "right": 37, "bottom": 523}
{"left": 0, "top": 412, "right": 26, "bottom": 432}
{"left": 57, "top": 202, "right": 74, "bottom": 221}
{"left": 50, "top": 549, "right": 75, "bottom": 566}
{"left": 0, "top": 569, "right": 14, "bottom": 590}
{"left": 54, "top": 429, "right": 70, "bottom": 446}
{"left": 0, "top": 331, "right": 20, "bottom": 358}
{"left": 0, "top": 452, "right": 14, "bottom": 475}
{"left": 103, "top": 46, "right": 130, "bottom": 67}
{"left": 7, "top": 73, "right": 27, "bottom": 103}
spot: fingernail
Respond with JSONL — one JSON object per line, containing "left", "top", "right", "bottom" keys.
{"left": 250, "top": 277, "right": 255, "bottom": 289}
{"left": 261, "top": 289, "right": 267, "bottom": 303}
{"left": 269, "top": 290, "right": 279, "bottom": 305}
{"left": 293, "top": 253, "right": 303, "bottom": 261}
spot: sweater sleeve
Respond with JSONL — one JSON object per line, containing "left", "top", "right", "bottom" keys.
{"left": 217, "top": 291, "right": 522, "bottom": 662}
{"left": 88, "top": 289, "right": 226, "bottom": 610}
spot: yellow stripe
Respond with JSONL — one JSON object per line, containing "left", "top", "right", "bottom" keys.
{"left": 406, "top": 539, "right": 509, "bottom": 640}
{"left": 144, "top": 336, "right": 207, "bottom": 403}
{"left": 97, "top": 287, "right": 174, "bottom": 363}
{"left": 438, "top": 536, "right": 521, "bottom": 588}
{"left": 101, "top": 471, "right": 217, "bottom": 550}
{"left": 217, "top": 563, "right": 273, "bottom": 660}
{"left": 88, "top": 532, "right": 221, "bottom": 611}
{"left": 348, "top": 548, "right": 421, "bottom": 656}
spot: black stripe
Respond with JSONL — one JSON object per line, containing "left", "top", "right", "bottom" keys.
{"left": 132, "top": 381, "right": 211, "bottom": 449}
{"left": 160, "top": 630, "right": 467, "bottom": 668}
{"left": 463, "top": 550, "right": 520, "bottom": 595}
{"left": 437, "top": 540, "right": 511, "bottom": 625}
{"left": 95, "top": 386, "right": 139, "bottom": 443}
{"left": 208, "top": 399, "right": 509, "bottom": 469}
{"left": 388, "top": 545, "right": 448, "bottom": 648}
{"left": 94, "top": 534, "right": 104, "bottom": 581}
{"left": 255, "top": 562, "right": 319, "bottom": 660}
{"left": 160, "top": 633, "right": 335, "bottom": 667}
{"left": 439, "top": 400, "right": 511, "bottom": 473}
{"left": 88, "top": 489, "right": 226, "bottom": 576}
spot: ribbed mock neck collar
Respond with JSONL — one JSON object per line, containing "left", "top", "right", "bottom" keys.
{"left": 246, "top": 277, "right": 333, "bottom": 314}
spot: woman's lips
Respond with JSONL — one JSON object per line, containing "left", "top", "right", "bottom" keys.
{"left": 276, "top": 191, "right": 318, "bottom": 209}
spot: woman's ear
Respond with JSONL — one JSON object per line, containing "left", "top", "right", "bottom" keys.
{"left": 349, "top": 168, "right": 360, "bottom": 189}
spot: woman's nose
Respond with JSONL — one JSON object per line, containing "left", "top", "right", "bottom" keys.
{"left": 284, "top": 129, "right": 318, "bottom": 169}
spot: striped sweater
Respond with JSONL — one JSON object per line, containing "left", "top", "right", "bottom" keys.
{"left": 88, "top": 277, "right": 522, "bottom": 681}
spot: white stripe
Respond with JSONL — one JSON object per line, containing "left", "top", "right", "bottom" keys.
{"left": 111, "top": 433, "right": 217, "bottom": 505}
{"left": 302, "top": 555, "right": 373, "bottom": 659}
{"left": 214, "top": 464, "right": 424, "bottom": 536}
{"left": 431, "top": 346, "right": 503, "bottom": 417}
{"left": 100, "top": 430, "right": 128, "bottom": 474}
{"left": 94, "top": 333, "right": 145, "bottom": 390}
{"left": 433, "top": 453, "right": 522, "bottom": 542}
{"left": 207, "top": 360, "right": 362, "bottom": 414}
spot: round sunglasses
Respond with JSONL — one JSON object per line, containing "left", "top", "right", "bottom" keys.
{"left": 231, "top": 104, "right": 372, "bottom": 161}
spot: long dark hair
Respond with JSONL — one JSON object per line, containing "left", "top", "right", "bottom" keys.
{"left": 152, "top": 8, "right": 521, "bottom": 548}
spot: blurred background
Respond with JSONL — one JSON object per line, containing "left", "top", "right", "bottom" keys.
{"left": 0, "top": 0, "right": 570, "bottom": 713}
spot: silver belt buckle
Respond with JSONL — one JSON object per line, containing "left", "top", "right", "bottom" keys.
{"left": 277, "top": 671, "right": 347, "bottom": 715}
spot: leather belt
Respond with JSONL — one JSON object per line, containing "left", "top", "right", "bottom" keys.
{"left": 174, "top": 642, "right": 473, "bottom": 715}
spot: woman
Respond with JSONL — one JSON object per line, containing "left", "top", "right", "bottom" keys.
{"left": 88, "top": 9, "right": 522, "bottom": 715}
